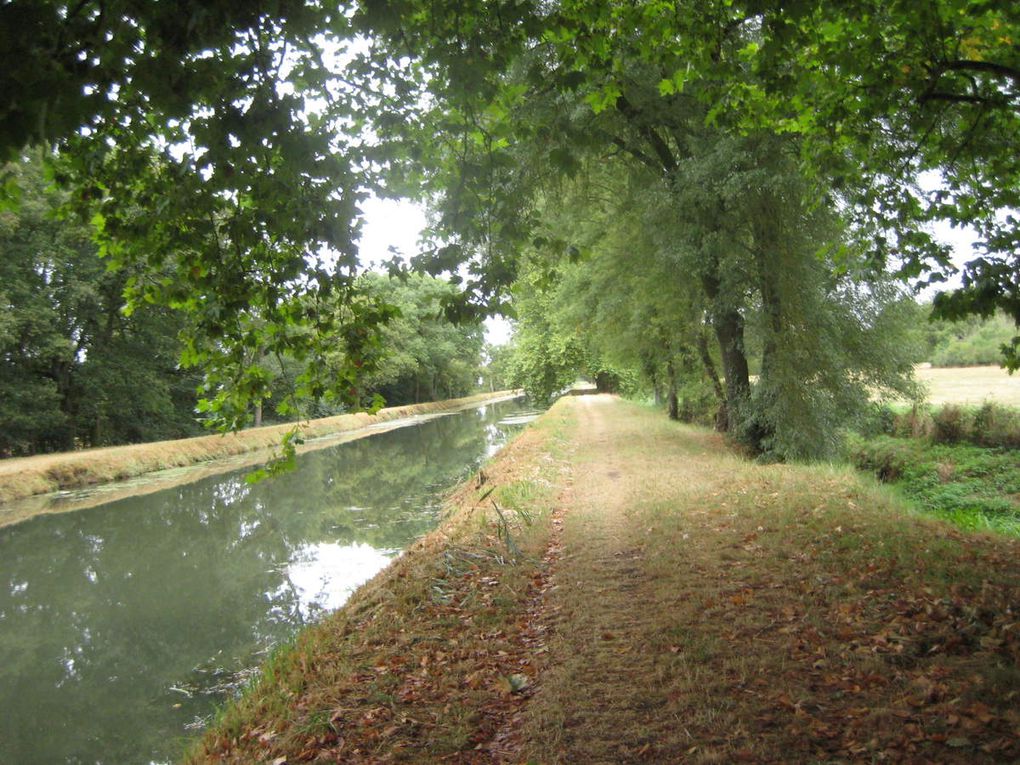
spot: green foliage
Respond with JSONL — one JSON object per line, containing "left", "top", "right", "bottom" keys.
{"left": 356, "top": 273, "right": 485, "bottom": 405}
{"left": 480, "top": 343, "right": 515, "bottom": 393}
{"left": 856, "top": 402, "right": 1020, "bottom": 450}
{"left": 495, "top": 147, "right": 920, "bottom": 458}
{"left": 1, "top": 1, "right": 394, "bottom": 432}
{"left": 912, "top": 304, "right": 1017, "bottom": 367}
{"left": 748, "top": 278, "right": 922, "bottom": 460}
{"left": 366, "top": 0, "right": 1019, "bottom": 368}
{"left": 848, "top": 435, "right": 1020, "bottom": 536}
{"left": 503, "top": 284, "right": 584, "bottom": 404}
{"left": 1, "top": 0, "right": 1016, "bottom": 436}
{"left": 0, "top": 155, "right": 202, "bottom": 455}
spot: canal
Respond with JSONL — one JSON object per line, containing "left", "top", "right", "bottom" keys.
{"left": 0, "top": 398, "right": 533, "bottom": 764}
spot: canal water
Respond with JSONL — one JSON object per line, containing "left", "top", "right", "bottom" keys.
{"left": 0, "top": 399, "right": 535, "bottom": 764}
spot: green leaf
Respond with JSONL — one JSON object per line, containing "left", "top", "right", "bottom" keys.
{"left": 586, "top": 83, "right": 622, "bottom": 114}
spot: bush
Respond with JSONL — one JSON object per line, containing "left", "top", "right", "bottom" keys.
{"left": 892, "top": 406, "right": 934, "bottom": 440}
{"left": 856, "top": 404, "right": 898, "bottom": 438}
{"left": 932, "top": 404, "right": 969, "bottom": 444}
{"left": 971, "top": 402, "right": 1020, "bottom": 449}
{"left": 846, "top": 435, "right": 916, "bottom": 482}
{"left": 882, "top": 402, "right": 1020, "bottom": 449}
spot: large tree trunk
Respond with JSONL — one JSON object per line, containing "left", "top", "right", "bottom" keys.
{"left": 701, "top": 262, "right": 752, "bottom": 440}
{"left": 666, "top": 360, "right": 679, "bottom": 421}
{"left": 712, "top": 307, "right": 751, "bottom": 435}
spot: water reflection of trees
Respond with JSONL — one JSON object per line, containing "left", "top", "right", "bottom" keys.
{"left": 0, "top": 401, "right": 526, "bottom": 765}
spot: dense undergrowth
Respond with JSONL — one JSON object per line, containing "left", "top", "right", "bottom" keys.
{"left": 858, "top": 401, "right": 1020, "bottom": 449}
{"left": 849, "top": 402, "right": 1020, "bottom": 537}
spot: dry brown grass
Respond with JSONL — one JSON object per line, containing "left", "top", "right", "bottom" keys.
{"left": 0, "top": 391, "right": 519, "bottom": 506}
{"left": 916, "top": 364, "right": 1020, "bottom": 406}
{"left": 187, "top": 395, "right": 1020, "bottom": 764}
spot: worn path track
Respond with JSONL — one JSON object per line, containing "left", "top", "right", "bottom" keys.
{"left": 513, "top": 396, "right": 1020, "bottom": 764}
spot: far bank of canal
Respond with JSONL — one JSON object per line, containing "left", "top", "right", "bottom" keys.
{"left": 0, "top": 398, "right": 535, "bottom": 764}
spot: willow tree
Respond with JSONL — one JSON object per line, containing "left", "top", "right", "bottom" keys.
{"left": 500, "top": 152, "right": 920, "bottom": 459}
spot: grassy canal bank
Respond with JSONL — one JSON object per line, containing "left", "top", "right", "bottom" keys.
{"left": 189, "top": 395, "right": 1020, "bottom": 764}
{"left": 0, "top": 391, "right": 520, "bottom": 507}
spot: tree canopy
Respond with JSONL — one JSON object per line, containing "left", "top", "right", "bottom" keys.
{"left": 0, "top": 0, "right": 1016, "bottom": 457}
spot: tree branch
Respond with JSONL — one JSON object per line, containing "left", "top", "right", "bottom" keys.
{"left": 615, "top": 94, "right": 679, "bottom": 174}
{"left": 942, "top": 59, "right": 1020, "bottom": 86}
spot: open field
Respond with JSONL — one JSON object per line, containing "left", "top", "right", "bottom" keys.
{"left": 0, "top": 391, "right": 520, "bottom": 507}
{"left": 916, "top": 365, "right": 1020, "bottom": 407}
{"left": 190, "top": 396, "right": 1020, "bottom": 763}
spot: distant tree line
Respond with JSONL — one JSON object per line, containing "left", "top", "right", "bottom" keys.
{"left": 908, "top": 304, "right": 1016, "bottom": 368}
{"left": 0, "top": 157, "right": 486, "bottom": 457}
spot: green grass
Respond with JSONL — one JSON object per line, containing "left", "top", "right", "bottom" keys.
{"left": 848, "top": 434, "right": 1020, "bottom": 536}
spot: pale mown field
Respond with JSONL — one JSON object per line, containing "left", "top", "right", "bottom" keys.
{"left": 915, "top": 364, "right": 1020, "bottom": 407}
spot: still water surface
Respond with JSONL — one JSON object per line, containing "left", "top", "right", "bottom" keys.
{"left": 0, "top": 399, "right": 532, "bottom": 764}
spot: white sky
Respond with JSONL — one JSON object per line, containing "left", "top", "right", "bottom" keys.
{"left": 358, "top": 196, "right": 514, "bottom": 345}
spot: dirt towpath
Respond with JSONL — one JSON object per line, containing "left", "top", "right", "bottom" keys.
{"left": 514, "top": 395, "right": 1019, "bottom": 763}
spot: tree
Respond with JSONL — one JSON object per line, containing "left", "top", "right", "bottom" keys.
{"left": 1, "top": 0, "right": 1014, "bottom": 437}
{"left": 363, "top": 0, "right": 1017, "bottom": 369}
{"left": 0, "top": 155, "right": 203, "bottom": 455}
{"left": 502, "top": 157, "right": 920, "bottom": 458}
{"left": 1, "top": 1, "right": 387, "bottom": 432}
{"left": 356, "top": 272, "right": 485, "bottom": 405}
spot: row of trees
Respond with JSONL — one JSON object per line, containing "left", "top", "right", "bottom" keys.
{"left": 1, "top": 160, "right": 485, "bottom": 457}
{"left": 366, "top": 3, "right": 951, "bottom": 458}
{"left": 492, "top": 159, "right": 923, "bottom": 459}
{"left": 1, "top": 1, "right": 1016, "bottom": 460}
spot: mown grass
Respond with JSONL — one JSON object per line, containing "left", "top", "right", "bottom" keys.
{"left": 913, "top": 364, "right": 1020, "bottom": 407}
{"left": 519, "top": 398, "right": 1020, "bottom": 763}
{"left": 0, "top": 391, "right": 519, "bottom": 506}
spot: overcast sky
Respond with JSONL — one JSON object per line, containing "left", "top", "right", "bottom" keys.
{"left": 358, "top": 196, "right": 513, "bottom": 345}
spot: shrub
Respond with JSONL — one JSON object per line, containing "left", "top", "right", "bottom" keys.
{"left": 932, "top": 404, "right": 969, "bottom": 444}
{"left": 856, "top": 404, "right": 898, "bottom": 438}
{"left": 970, "top": 402, "right": 1020, "bottom": 449}
{"left": 892, "top": 406, "right": 933, "bottom": 439}
{"left": 846, "top": 435, "right": 915, "bottom": 482}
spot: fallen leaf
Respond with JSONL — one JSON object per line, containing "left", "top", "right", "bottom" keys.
{"left": 497, "top": 673, "right": 530, "bottom": 694}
